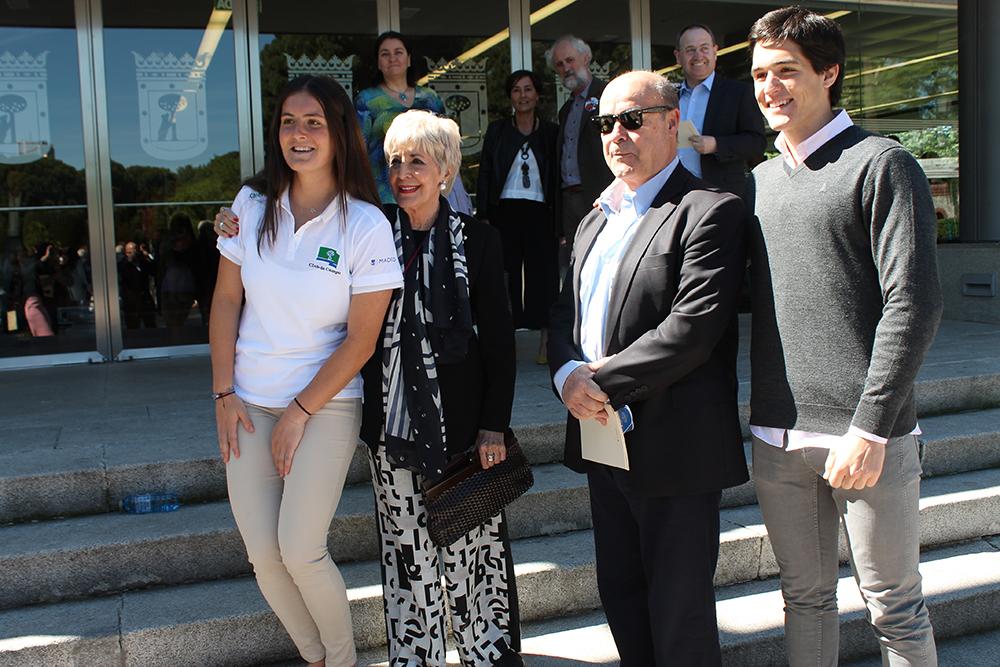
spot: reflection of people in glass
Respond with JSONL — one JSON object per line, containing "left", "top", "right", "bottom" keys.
{"left": 210, "top": 75, "right": 402, "bottom": 667}
{"left": 477, "top": 70, "right": 560, "bottom": 364}
{"left": 354, "top": 31, "right": 472, "bottom": 214}
{"left": 158, "top": 211, "right": 199, "bottom": 332}
{"left": 361, "top": 110, "right": 522, "bottom": 666}
{"left": 196, "top": 219, "right": 219, "bottom": 326}
{"left": 118, "top": 241, "right": 156, "bottom": 329}
{"left": 21, "top": 242, "right": 56, "bottom": 337}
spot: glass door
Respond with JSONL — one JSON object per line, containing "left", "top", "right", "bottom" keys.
{"left": 100, "top": 0, "right": 242, "bottom": 354}
{"left": 0, "top": 1, "right": 100, "bottom": 364}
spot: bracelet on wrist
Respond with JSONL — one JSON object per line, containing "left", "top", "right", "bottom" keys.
{"left": 293, "top": 396, "right": 313, "bottom": 416}
{"left": 212, "top": 386, "right": 235, "bottom": 401}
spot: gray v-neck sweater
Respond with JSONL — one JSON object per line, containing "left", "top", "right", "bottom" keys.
{"left": 748, "top": 125, "right": 943, "bottom": 439}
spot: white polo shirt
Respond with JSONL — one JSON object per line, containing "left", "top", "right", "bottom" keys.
{"left": 218, "top": 186, "right": 403, "bottom": 407}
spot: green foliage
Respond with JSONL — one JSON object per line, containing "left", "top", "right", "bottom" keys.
{"left": 896, "top": 126, "right": 958, "bottom": 159}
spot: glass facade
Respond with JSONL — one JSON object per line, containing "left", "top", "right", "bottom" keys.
{"left": 103, "top": 0, "right": 240, "bottom": 350}
{"left": 0, "top": 0, "right": 967, "bottom": 367}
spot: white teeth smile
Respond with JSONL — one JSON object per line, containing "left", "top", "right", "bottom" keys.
{"left": 398, "top": 185, "right": 419, "bottom": 193}
{"left": 767, "top": 100, "right": 791, "bottom": 109}
{"left": 291, "top": 146, "right": 314, "bottom": 152}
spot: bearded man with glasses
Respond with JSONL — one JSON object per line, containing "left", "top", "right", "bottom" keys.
{"left": 548, "top": 70, "right": 748, "bottom": 666}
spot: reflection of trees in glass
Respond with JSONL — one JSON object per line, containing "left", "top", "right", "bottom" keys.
{"left": 0, "top": 94, "right": 27, "bottom": 144}
{"left": 897, "top": 126, "right": 958, "bottom": 159}
{"left": 110, "top": 152, "right": 240, "bottom": 245}
{"left": 0, "top": 158, "right": 87, "bottom": 252}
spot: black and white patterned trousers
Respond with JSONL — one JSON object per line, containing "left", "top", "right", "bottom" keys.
{"left": 369, "top": 444, "right": 520, "bottom": 667}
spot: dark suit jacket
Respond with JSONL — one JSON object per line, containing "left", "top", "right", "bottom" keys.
{"left": 361, "top": 208, "right": 516, "bottom": 458}
{"left": 556, "top": 78, "right": 614, "bottom": 205}
{"left": 548, "top": 164, "right": 749, "bottom": 498}
{"left": 476, "top": 115, "right": 560, "bottom": 231}
{"left": 695, "top": 76, "right": 766, "bottom": 197}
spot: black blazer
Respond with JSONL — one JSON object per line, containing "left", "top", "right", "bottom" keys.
{"left": 548, "top": 165, "right": 749, "bottom": 498}
{"left": 361, "top": 207, "right": 516, "bottom": 458}
{"left": 556, "top": 77, "right": 614, "bottom": 204}
{"left": 696, "top": 76, "right": 766, "bottom": 197}
{"left": 476, "top": 116, "right": 559, "bottom": 228}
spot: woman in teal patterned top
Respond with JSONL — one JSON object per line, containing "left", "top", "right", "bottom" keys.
{"left": 355, "top": 32, "right": 446, "bottom": 204}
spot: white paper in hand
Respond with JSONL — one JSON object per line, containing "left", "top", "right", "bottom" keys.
{"left": 677, "top": 120, "right": 698, "bottom": 149}
{"left": 580, "top": 404, "right": 630, "bottom": 470}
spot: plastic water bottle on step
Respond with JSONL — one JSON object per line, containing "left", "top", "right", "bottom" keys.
{"left": 120, "top": 493, "right": 180, "bottom": 514}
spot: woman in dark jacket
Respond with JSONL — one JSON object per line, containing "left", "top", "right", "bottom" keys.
{"left": 476, "top": 70, "right": 559, "bottom": 364}
{"left": 361, "top": 110, "right": 522, "bottom": 667}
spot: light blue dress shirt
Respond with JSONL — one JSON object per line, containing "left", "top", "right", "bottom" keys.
{"left": 678, "top": 71, "right": 715, "bottom": 178}
{"left": 554, "top": 157, "right": 681, "bottom": 430}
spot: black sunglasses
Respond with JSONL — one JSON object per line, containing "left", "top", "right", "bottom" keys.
{"left": 591, "top": 105, "right": 672, "bottom": 135}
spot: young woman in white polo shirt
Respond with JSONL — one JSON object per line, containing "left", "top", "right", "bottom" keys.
{"left": 209, "top": 76, "right": 402, "bottom": 667}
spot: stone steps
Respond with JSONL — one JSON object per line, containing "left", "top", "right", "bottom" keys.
{"left": 4, "top": 534, "right": 998, "bottom": 667}
{"left": 2, "top": 461, "right": 998, "bottom": 613}
{"left": 3, "top": 405, "right": 999, "bottom": 525}
{"left": 2, "top": 321, "right": 998, "bottom": 665}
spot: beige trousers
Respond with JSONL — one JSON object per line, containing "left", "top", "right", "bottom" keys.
{"left": 226, "top": 398, "right": 361, "bottom": 667}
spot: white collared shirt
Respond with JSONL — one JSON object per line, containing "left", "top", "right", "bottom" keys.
{"left": 752, "top": 110, "right": 919, "bottom": 450}
{"left": 217, "top": 186, "right": 403, "bottom": 407}
{"left": 773, "top": 108, "right": 852, "bottom": 168}
{"left": 678, "top": 71, "right": 715, "bottom": 178}
{"left": 554, "top": 158, "right": 680, "bottom": 395}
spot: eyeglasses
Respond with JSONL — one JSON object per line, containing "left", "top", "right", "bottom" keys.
{"left": 591, "top": 105, "right": 672, "bottom": 135}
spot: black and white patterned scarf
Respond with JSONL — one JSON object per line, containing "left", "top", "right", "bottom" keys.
{"left": 382, "top": 199, "right": 474, "bottom": 483}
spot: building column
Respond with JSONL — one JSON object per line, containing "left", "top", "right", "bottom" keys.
{"left": 959, "top": 0, "right": 1000, "bottom": 241}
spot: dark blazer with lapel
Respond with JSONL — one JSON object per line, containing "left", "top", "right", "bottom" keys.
{"left": 556, "top": 77, "right": 614, "bottom": 204}
{"left": 361, "top": 207, "right": 516, "bottom": 458}
{"left": 475, "top": 116, "right": 560, "bottom": 230}
{"left": 548, "top": 165, "right": 749, "bottom": 498}
{"left": 696, "top": 76, "right": 766, "bottom": 197}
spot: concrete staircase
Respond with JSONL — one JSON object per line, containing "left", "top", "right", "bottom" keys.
{"left": 2, "top": 318, "right": 1000, "bottom": 666}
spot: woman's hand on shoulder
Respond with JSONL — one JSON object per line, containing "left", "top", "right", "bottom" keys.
{"left": 215, "top": 207, "right": 240, "bottom": 239}
{"left": 215, "top": 393, "right": 254, "bottom": 463}
{"left": 475, "top": 429, "right": 506, "bottom": 469}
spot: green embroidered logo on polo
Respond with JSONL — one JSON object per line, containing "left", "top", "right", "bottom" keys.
{"left": 316, "top": 246, "right": 341, "bottom": 268}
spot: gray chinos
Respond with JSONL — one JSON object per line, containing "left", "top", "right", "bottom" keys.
{"left": 752, "top": 434, "right": 937, "bottom": 667}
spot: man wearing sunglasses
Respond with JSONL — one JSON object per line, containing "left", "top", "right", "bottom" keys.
{"left": 548, "top": 70, "right": 748, "bottom": 665}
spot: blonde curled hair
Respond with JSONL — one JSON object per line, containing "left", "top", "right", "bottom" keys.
{"left": 383, "top": 110, "right": 462, "bottom": 192}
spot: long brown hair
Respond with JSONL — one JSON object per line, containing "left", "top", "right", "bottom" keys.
{"left": 250, "top": 75, "right": 380, "bottom": 253}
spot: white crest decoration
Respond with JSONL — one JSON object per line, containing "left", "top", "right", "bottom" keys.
{"left": 133, "top": 51, "right": 209, "bottom": 161}
{"left": 424, "top": 57, "right": 488, "bottom": 156}
{"left": 285, "top": 54, "right": 357, "bottom": 97}
{"left": 0, "top": 51, "right": 50, "bottom": 165}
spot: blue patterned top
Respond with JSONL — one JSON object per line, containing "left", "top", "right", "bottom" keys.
{"left": 355, "top": 85, "right": 445, "bottom": 204}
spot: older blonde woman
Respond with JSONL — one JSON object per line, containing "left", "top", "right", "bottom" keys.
{"left": 361, "top": 110, "right": 522, "bottom": 666}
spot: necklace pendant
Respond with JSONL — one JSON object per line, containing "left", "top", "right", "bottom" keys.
{"left": 399, "top": 91, "right": 408, "bottom": 102}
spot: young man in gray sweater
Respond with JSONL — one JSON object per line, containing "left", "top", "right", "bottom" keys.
{"left": 746, "top": 7, "right": 942, "bottom": 666}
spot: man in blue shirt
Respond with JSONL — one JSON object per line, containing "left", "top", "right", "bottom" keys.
{"left": 674, "top": 24, "right": 766, "bottom": 197}
{"left": 548, "top": 70, "right": 748, "bottom": 666}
